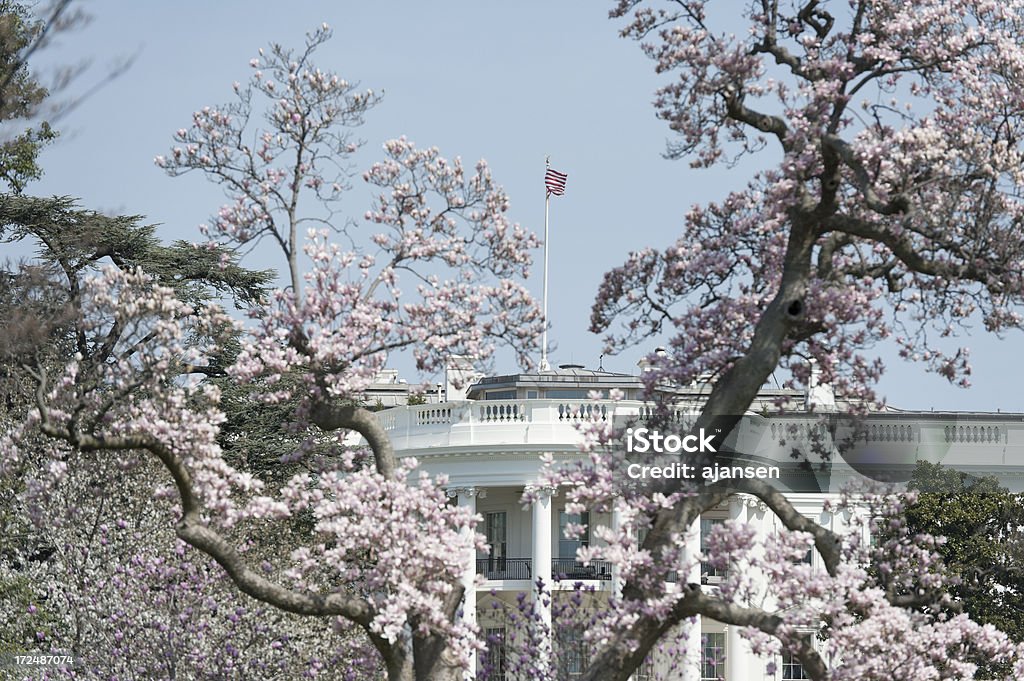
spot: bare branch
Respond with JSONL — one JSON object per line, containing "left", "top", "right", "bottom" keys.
{"left": 676, "top": 587, "right": 829, "bottom": 680}
{"left": 822, "top": 134, "right": 911, "bottom": 215}
{"left": 308, "top": 400, "right": 397, "bottom": 479}
{"left": 725, "top": 94, "right": 792, "bottom": 151}
{"left": 730, "top": 478, "right": 842, "bottom": 575}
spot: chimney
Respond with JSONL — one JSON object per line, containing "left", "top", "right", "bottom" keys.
{"left": 444, "top": 356, "right": 483, "bottom": 402}
{"left": 805, "top": 359, "right": 836, "bottom": 411}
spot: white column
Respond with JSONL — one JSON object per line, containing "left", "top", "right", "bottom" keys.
{"left": 727, "top": 497, "right": 749, "bottom": 681}
{"left": 681, "top": 516, "right": 702, "bottom": 681}
{"left": 611, "top": 501, "right": 624, "bottom": 598}
{"left": 452, "top": 487, "right": 482, "bottom": 679}
{"left": 531, "top": 486, "right": 554, "bottom": 668}
{"left": 747, "top": 495, "right": 771, "bottom": 679}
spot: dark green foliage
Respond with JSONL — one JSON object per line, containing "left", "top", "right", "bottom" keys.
{"left": 0, "top": 192, "right": 276, "bottom": 488}
{"left": 0, "top": 194, "right": 278, "bottom": 430}
{"left": 0, "top": 1, "right": 60, "bottom": 193}
{"left": 0, "top": 195, "right": 273, "bottom": 309}
{"left": 0, "top": 196, "right": 274, "bottom": 423}
{"left": 0, "top": 121, "right": 55, "bottom": 192}
{"left": 214, "top": 365, "right": 309, "bottom": 482}
{"left": 214, "top": 361, "right": 371, "bottom": 489}
{"left": 904, "top": 461, "right": 1024, "bottom": 643}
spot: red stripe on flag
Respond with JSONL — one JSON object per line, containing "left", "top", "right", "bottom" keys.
{"left": 545, "top": 168, "right": 567, "bottom": 196}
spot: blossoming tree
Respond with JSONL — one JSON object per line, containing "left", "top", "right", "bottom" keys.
{"left": 9, "top": 2, "right": 1024, "bottom": 679}
{"left": 4, "top": 25, "right": 541, "bottom": 681}
{"left": 552, "top": 0, "right": 1024, "bottom": 678}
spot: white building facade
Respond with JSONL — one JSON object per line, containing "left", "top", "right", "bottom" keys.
{"left": 374, "top": 365, "right": 1024, "bottom": 680}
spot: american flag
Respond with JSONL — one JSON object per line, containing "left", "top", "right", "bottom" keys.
{"left": 544, "top": 167, "right": 567, "bottom": 196}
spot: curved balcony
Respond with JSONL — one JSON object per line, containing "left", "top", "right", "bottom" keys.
{"left": 376, "top": 399, "right": 648, "bottom": 455}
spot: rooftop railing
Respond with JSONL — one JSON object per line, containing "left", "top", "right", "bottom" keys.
{"left": 373, "top": 400, "right": 1024, "bottom": 474}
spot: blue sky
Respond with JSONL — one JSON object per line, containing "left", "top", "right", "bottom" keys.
{"left": 23, "top": 0, "right": 1024, "bottom": 411}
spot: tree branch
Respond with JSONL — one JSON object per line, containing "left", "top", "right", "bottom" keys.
{"left": 34, "top": 403, "right": 379, "bottom": 627}
{"left": 671, "top": 584, "right": 829, "bottom": 679}
{"left": 730, "top": 478, "right": 842, "bottom": 576}
{"left": 725, "top": 94, "right": 792, "bottom": 151}
{"left": 826, "top": 212, "right": 1001, "bottom": 283}
{"left": 822, "top": 134, "right": 911, "bottom": 215}
{"left": 308, "top": 400, "right": 397, "bottom": 479}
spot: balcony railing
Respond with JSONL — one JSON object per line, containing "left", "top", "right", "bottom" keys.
{"left": 474, "top": 558, "right": 614, "bottom": 581}
{"left": 551, "top": 559, "right": 613, "bottom": 581}
{"left": 476, "top": 557, "right": 532, "bottom": 580}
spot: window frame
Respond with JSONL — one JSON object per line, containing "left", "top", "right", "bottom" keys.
{"left": 558, "top": 510, "right": 591, "bottom": 560}
{"left": 700, "top": 631, "right": 726, "bottom": 681}
{"left": 700, "top": 517, "right": 727, "bottom": 582}
{"left": 482, "top": 626, "right": 507, "bottom": 681}
{"left": 781, "top": 648, "right": 810, "bottom": 680}
{"left": 556, "top": 624, "right": 590, "bottom": 678}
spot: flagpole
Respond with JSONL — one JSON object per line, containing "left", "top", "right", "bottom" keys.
{"left": 541, "top": 156, "right": 551, "bottom": 372}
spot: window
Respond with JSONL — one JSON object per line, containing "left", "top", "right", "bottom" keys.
{"left": 559, "top": 511, "right": 590, "bottom": 560}
{"left": 637, "top": 525, "right": 649, "bottom": 546}
{"left": 557, "top": 625, "right": 589, "bottom": 678}
{"left": 556, "top": 511, "right": 593, "bottom": 578}
{"left": 485, "top": 512, "right": 507, "bottom": 572}
{"left": 485, "top": 389, "right": 517, "bottom": 400}
{"left": 869, "top": 516, "right": 884, "bottom": 549}
{"left": 782, "top": 650, "right": 809, "bottom": 680}
{"left": 546, "top": 389, "right": 601, "bottom": 399}
{"left": 482, "top": 627, "right": 506, "bottom": 681}
{"left": 700, "top": 517, "right": 726, "bottom": 581}
{"left": 701, "top": 632, "right": 726, "bottom": 680}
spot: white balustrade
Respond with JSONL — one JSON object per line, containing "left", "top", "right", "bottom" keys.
{"left": 413, "top": 405, "right": 453, "bottom": 425}
{"left": 366, "top": 402, "right": 1024, "bottom": 492}
{"left": 478, "top": 402, "right": 526, "bottom": 423}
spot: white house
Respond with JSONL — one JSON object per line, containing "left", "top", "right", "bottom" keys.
{"left": 373, "top": 362, "right": 1024, "bottom": 680}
